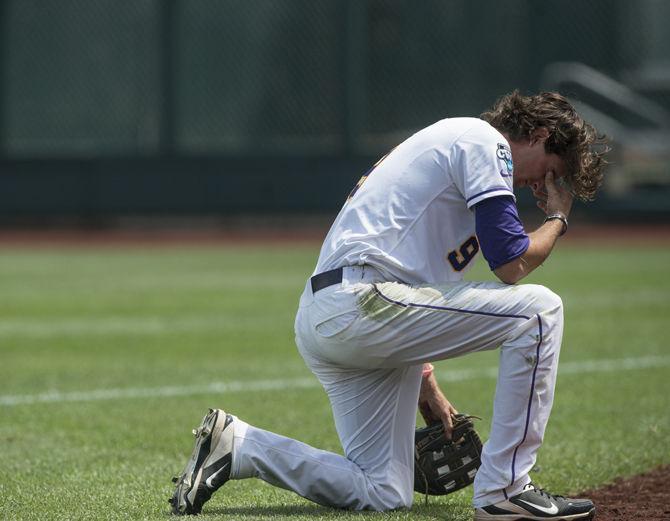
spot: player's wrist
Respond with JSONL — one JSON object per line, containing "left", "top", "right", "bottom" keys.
{"left": 544, "top": 212, "right": 568, "bottom": 236}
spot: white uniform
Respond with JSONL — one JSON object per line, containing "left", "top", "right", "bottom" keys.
{"left": 229, "top": 118, "right": 564, "bottom": 510}
{"left": 316, "top": 117, "right": 515, "bottom": 284}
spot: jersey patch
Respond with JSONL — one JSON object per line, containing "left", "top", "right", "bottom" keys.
{"left": 496, "top": 143, "right": 513, "bottom": 177}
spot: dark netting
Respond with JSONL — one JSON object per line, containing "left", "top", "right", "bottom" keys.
{"left": 365, "top": 0, "right": 529, "bottom": 140}
{"left": 175, "top": 0, "right": 344, "bottom": 154}
{"left": 4, "top": 0, "right": 161, "bottom": 156}
{"left": 617, "top": 0, "right": 670, "bottom": 113}
{"left": 363, "top": 0, "right": 670, "bottom": 142}
{"left": 1, "top": 0, "right": 668, "bottom": 157}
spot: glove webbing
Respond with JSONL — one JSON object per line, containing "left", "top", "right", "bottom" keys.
{"left": 415, "top": 415, "right": 482, "bottom": 505}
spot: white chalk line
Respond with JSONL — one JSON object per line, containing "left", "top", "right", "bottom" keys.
{"left": 1, "top": 354, "right": 668, "bottom": 407}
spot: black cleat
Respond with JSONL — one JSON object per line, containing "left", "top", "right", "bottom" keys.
{"left": 474, "top": 483, "right": 595, "bottom": 520}
{"left": 169, "top": 409, "right": 235, "bottom": 515}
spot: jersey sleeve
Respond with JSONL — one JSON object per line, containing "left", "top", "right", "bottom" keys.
{"left": 474, "top": 195, "right": 530, "bottom": 270}
{"left": 451, "top": 121, "right": 516, "bottom": 209}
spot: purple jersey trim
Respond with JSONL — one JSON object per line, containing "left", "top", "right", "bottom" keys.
{"left": 466, "top": 186, "right": 513, "bottom": 204}
{"left": 371, "top": 285, "right": 531, "bottom": 320}
{"left": 509, "top": 314, "right": 543, "bottom": 489}
{"left": 474, "top": 196, "right": 530, "bottom": 271}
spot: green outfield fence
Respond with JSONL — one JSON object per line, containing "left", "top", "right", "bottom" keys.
{"left": 0, "top": 0, "right": 668, "bottom": 221}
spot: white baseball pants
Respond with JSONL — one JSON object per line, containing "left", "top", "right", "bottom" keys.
{"left": 229, "top": 265, "right": 564, "bottom": 509}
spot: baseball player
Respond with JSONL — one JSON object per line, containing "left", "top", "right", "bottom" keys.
{"left": 170, "top": 91, "right": 608, "bottom": 520}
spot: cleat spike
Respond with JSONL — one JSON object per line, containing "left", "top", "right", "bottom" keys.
{"left": 192, "top": 428, "right": 198, "bottom": 436}
{"left": 172, "top": 476, "right": 179, "bottom": 483}
{"left": 208, "top": 408, "right": 214, "bottom": 413}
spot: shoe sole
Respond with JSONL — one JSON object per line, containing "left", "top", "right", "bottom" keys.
{"left": 474, "top": 507, "right": 595, "bottom": 520}
{"left": 170, "top": 408, "right": 232, "bottom": 515}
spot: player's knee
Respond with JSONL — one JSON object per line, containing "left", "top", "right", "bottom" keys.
{"left": 367, "top": 474, "right": 413, "bottom": 510}
{"left": 370, "top": 484, "right": 413, "bottom": 510}
{"left": 523, "top": 284, "right": 563, "bottom": 317}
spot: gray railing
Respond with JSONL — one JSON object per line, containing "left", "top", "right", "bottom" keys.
{"left": 542, "top": 62, "right": 670, "bottom": 194}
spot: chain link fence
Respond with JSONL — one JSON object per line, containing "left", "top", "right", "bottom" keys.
{"left": 0, "top": 0, "right": 668, "bottom": 218}
{"left": 4, "top": 0, "right": 161, "bottom": 156}
{"left": 2, "top": 0, "right": 669, "bottom": 157}
{"left": 175, "top": 0, "right": 344, "bottom": 154}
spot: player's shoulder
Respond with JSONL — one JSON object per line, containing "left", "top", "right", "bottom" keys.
{"left": 401, "top": 118, "right": 508, "bottom": 161}
{"left": 421, "top": 118, "right": 507, "bottom": 152}
{"left": 450, "top": 117, "right": 507, "bottom": 144}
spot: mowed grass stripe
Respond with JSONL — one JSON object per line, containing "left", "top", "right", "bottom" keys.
{"left": 2, "top": 354, "right": 667, "bottom": 407}
{"left": 0, "top": 313, "right": 294, "bottom": 338}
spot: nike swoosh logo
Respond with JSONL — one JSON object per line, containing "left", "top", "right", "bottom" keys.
{"left": 517, "top": 498, "right": 559, "bottom": 515}
{"left": 205, "top": 462, "right": 230, "bottom": 489}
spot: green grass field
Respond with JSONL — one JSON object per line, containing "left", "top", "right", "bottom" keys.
{"left": 1, "top": 242, "right": 669, "bottom": 520}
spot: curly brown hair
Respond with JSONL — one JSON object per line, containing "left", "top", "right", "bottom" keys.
{"left": 480, "top": 90, "right": 609, "bottom": 201}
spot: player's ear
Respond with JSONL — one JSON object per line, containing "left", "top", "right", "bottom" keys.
{"left": 530, "top": 127, "right": 549, "bottom": 145}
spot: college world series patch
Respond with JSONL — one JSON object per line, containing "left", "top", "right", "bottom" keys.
{"left": 496, "top": 143, "right": 513, "bottom": 177}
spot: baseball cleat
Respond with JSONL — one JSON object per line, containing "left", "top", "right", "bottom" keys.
{"left": 474, "top": 483, "right": 595, "bottom": 520}
{"left": 169, "top": 408, "right": 235, "bottom": 515}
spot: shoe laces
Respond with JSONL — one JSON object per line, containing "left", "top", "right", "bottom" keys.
{"left": 525, "top": 483, "right": 565, "bottom": 501}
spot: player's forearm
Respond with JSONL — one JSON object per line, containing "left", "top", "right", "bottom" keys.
{"left": 522, "top": 218, "right": 565, "bottom": 271}
{"left": 494, "top": 219, "right": 564, "bottom": 284}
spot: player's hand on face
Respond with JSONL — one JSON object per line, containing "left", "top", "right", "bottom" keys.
{"left": 531, "top": 181, "right": 549, "bottom": 212}
{"left": 541, "top": 170, "right": 573, "bottom": 217}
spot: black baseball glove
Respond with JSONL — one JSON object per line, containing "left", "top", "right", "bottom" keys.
{"left": 414, "top": 414, "right": 483, "bottom": 496}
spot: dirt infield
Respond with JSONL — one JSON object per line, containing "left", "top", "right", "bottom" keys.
{"left": 584, "top": 465, "right": 670, "bottom": 520}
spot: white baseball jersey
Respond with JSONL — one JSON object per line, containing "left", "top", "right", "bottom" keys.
{"left": 231, "top": 117, "right": 565, "bottom": 513}
{"left": 314, "top": 117, "right": 515, "bottom": 284}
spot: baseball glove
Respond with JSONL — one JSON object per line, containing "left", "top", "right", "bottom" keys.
{"left": 414, "top": 414, "right": 483, "bottom": 496}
